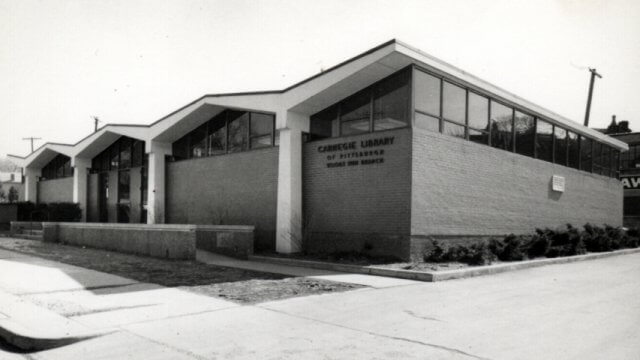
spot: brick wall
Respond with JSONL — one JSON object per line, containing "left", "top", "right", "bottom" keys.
{"left": 302, "top": 128, "right": 412, "bottom": 259}
{"left": 165, "top": 147, "right": 279, "bottom": 250}
{"left": 411, "top": 128, "right": 624, "bottom": 238}
{"left": 37, "top": 177, "right": 73, "bottom": 203}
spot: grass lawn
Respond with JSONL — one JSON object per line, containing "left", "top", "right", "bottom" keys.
{"left": 0, "top": 237, "right": 364, "bottom": 304}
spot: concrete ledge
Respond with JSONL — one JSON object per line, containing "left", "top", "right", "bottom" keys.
{"left": 10, "top": 221, "right": 42, "bottom": 236}
{"left": 42, "top": 222, "right": 197, "bottom": 260}
{"left": 196, "top": 225, "right": 255, "bottom": 259}
{"left": 250, "top": 248, "right": 640, "bottom": 282}
{"left": 431, "top": 247, "right": 640, "bottom": 281}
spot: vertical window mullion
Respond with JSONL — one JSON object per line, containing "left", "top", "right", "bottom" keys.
{"left": 487, "top": 100, "right": 492, "bottom": 146}
{"left": 511, "top": 108, "right": 516, "bottom": 152}
{"left": 369, "top": 91, "right": 374, "bottom": 133}
{"left": 551, "top": 125, "right": 556, "bottom": 164}
{"left": 464, "top": 90, "right": 469, "bottom": 140}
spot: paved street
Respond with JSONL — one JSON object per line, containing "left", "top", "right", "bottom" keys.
{"left": 0, "top": 248, "right": 639, "bottom": 359}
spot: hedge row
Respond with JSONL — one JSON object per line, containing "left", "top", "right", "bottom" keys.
{"left": 424, "top": 224, "right": 640, "bottom": 266}
{"left": 16, "top": 201, "right": 81, "bottom": 222}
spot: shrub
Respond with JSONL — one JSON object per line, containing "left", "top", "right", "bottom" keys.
{"left": 424, "top": 240, "right": 495, "bottom": 265}
{"left": 17, "top": 202, "right": 81, "bottom": 222}
{"left": 423, "top": 240, "right": 447, "bottom": 262}
{"left": 489, "top": 234, "right": 527, "bottom": 261}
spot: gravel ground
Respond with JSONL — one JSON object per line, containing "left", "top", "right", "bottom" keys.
{"left": 0, "top": 238, "right": 364, "bottom": 304}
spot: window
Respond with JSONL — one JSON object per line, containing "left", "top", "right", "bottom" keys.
{"left": 443, "top": 121, "right": 465, "bottom": 139}
{"left": 208, "top": 113, "right": 227, "bottom": 155}
{"left": 250, "top": 113, "right": 274, "bottom": 149}
{"left": 91, "top": 137, "right": 146, "bottom": 172}
{"left": 189, "top": 123, "right": 208, "bottom": 158}
{"left": 554, "top": 127, "right": 567, "bottom": 166}
{"left": 536, "top": 119, "right": 554, "bottom": 163}
{"left": 612, "top": 150, "right": 619, "bottom": 178}
{"left": 442, "top": 82, "right": 466, "bottom": 139}
{"left": 132, "top": 140, "right": 143, "bottom": 167}
{"left": 173, "top": 135, "right": 189, "bottom": 160}
{"left": 415, "top": 112, "right": 440, "bottom": 133}
{"left": 580, "top": 137, "right": 593, "bottom": 172}
{"left": 340, "top": 91, "right": 371, "bottom": 136}
{"left": 310, "top": 106, "right": 338, "bottom": 140}
{"left": 601, "top": 145, "right": 611, "bottom": 176}
{"left": 567, "top": 132, "right": 580, "bottom": 169}
{"left": 514, "top": 111, "right": 535, "bottom": 157}
{"left": 490, "top": 101, "right": 513, "bottom": 151}
{"left": 468, "top": 92, "right": 489, "bottom": 145}
{"left": 624, "top": 196, "right": 640, "bottom": 216}
{"left": 41, "top": 154, "right": 73, "bottom": 180}
{"left": 119, "top": 137, "right": 132, "bottom": 168}
{"left": 373, "top": 70, "right": 409, "bottom": 131}
{"left": 414, "top": 69, "right": 441, "bottom": 117}
{"left": 443, "top": 82, "right": 465, "bottom": 124}
{"left": 592, "top": 141, "right": 603, "bottom": 175}
{"left": 118, "top": 170, "right": 130, "bottom": 201}
{"left": 227, "top": 111, "right": 249, "bottom": 153}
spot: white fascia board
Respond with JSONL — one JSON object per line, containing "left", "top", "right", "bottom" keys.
{"left": 72, "top": 125, "right": 151, "bottom": 159}
{"left": 394, "top": 41, "right": 627, "bottom": 151}
{"left": 149, "top": 94, "right": 282, "bottom": 143}
{"left": 281, "top": 43, "right": 396, "bottom": 111}
{"left": 13, "top": 144, "right": 75, "bottom": 169}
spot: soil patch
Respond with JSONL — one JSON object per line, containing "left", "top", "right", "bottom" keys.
{"left": 0, "top": 238, "right": 364, "bottom": 304}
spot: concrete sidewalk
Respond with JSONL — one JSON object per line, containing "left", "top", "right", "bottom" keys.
{"left": 196, "top": 250, "right": 419, "bottom": 288}
{"left": 2, "top": 247, "right": 639, "bottom": 359}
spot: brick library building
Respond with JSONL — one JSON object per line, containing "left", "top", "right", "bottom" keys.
{"left": 9, "top": 40, "right": 628, "bottom": 260}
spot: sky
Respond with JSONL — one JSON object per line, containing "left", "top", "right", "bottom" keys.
{"left": 1, "top": 0, "right": 639, "bottom": 157}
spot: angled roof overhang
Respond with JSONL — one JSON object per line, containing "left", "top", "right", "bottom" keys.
{"left": 7, "top": 143, "right": 75, "bottom": 169}
{"left": 73, "top": 125, "right": 151, "bottom": 159}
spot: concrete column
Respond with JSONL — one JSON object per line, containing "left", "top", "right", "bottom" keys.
{"left": 24, "top": 167, "right": 40, "bottom": 203}
{"left": 72, "top": 157, "right": 91, "bottom": 221}
{"left": 147, "top": 141, "right": 171, "bottom": 224}
{"left": 276, "top": 127, "right": 303, "bottom": 253}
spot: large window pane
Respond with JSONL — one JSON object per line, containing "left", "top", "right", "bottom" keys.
{"left": 568, "top": 132, "right": 579, "bottom": 169}
{"left": 514, "top": 111, "right": 535, "bottom": 157}
{"left": 250, "top": 113, "right": 274, "bottom": 149}
{"left": 415, "top": 112, "right": 440, "bottom": 133}
{"left": 536, "top": 119, "right": 554, "bottom": 163}
{"left": 442, "top": 82, "right": 465, "bottom": 124}
{"left": 612, "top": 150, "right": 619, "bottom": 178}
{"left": 119, "top": 138, "right": 132, "bottom": 168}
{"left": 118, "top": 170, "right": 130, "bottom": 201}
{"left": 208, "top": 114, "right": 226, "bottom": 155}
{"left": 554, "top": 127, "right": 567, "bottom": 166}
{"left": 593, "top": 142, "right": 603, "bottom": 174}
{"left": 373, "top": 71, "right": 409, "bottom": 131}
{"left": 414, "top": 70, "right": 440, "bottom": 117}
{"left": 172, "top": 135, "right": 189, "bottom": 160}
{"left": 132, "top": 140, "right": 143, "bottom": 167}
{"left": 310, "top": 106, "right": 338, "bottom": 140}
{"left": 490, "top": 101, "right": 513, "bottom": 151}
{"left": 110, "top": 143, "right": 120, "bottom": 169}
{"left": 443, "top": 121, "right": 465, "bottom": 139}
{"left": 601, "top": 145, "right": 611, "bottom": 176}
{"left": 580, "top": 137, "right": 593, "bottom": 172}
{"left": 190, "top": 123, "right": 208, "bottom": 158}
{"left": 228, "top": 111, "right": 249, "bottom": 152}
{"left": 469, "top": 129, "right": 489, "bottom": 145}
{"left": 340, "top": 91, "right": 371, "bottom": 135}
{"left": 468, "top": 92, "right": 489, "bottom": 131}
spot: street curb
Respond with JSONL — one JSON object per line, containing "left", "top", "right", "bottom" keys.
{"left": 0, "top": 321, "right": 105, "bottom": 352}
{"left": 249, "top": 248, "right": 640, "bottom": 283}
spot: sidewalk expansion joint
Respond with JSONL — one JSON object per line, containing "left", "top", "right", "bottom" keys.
{"left": 258, "top": 306, "right": 492, "bottom": 360}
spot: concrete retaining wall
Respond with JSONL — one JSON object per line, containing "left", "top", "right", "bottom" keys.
{"left": 195, "top": 225, "right": 255, "bottom": 259}
{"left": 42, "top": 223, "right": 197, "bottom": 260}
{"left": 41, "top": 222, "right": 255, "bottom": 260}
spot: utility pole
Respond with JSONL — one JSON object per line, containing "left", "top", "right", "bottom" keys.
{"left": 92, "top": 116, "right": 101, "bottom": 132}
{"left": 22, "top": 137, "right": 42, "bottom": 153}
{"left": 583, "top": 68, "right": 603, "bottom": 127}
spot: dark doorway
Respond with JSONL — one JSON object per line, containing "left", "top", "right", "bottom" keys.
{"left": 117, "top": 170, "right": 130, "bottom": 223}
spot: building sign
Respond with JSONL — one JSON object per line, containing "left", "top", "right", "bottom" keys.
{"left": 318, "top": 136, "right": 394, "bottom": 168}
{"left": 552, "top": 175, "right": 565, "bottom": 192}
{"left": 621, "top": 176, "right": 640, "bottom": 189}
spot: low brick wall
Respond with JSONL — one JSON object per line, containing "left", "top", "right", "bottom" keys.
{"left": 10, "top": 221, "right": 42, "bottom": 235}
{"left": 40, "top": 222, "right": 255, "bottom": 260}
{"left": 42, "top": 223, "right": 197, "bottom": 260}
{"left": 195, "top": 225, "right": 255, "bottom": 259}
